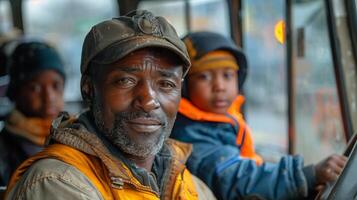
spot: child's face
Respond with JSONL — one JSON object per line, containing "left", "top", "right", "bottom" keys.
{"left": 187, "top": 67, "right": 238, "bottom": 114}
{"left": 15, "top": 69, "right": 64, "bottom": 119}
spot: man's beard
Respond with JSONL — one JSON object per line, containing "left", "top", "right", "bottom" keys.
{"left": 92, "top": 102, "right": 172, "bottom": 158}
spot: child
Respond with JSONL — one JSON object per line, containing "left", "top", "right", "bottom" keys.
{"left": 171, "top": 31, "right": 347, "bottom": 200}
{"left": 0, "top": 41, "right": 65, "bottom": 186}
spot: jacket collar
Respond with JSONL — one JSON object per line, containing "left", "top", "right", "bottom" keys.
{"left": 49, "top": 111, "right": 192, "bottom": 195}
{"left": 178, "top": 95, "right": 245, "bottom": 124}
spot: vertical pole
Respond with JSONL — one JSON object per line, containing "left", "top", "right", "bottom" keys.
{"left": 184, "top": 0, "right": 191, "bottom": 33}
{"left": 10, "top": 0, "right": 23, "bottom": 33}
{"left": 286, "top": 0, "right": 295, "bottom": 154}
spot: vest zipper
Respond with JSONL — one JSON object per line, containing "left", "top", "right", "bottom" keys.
{"left": 111, "top": 176, "right": 160, "bottom": 197}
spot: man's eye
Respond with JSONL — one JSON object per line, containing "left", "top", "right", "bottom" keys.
{"left": 159, "top": 80, "right": 176, "bottom": 89}
{"left": 113, "top": 77, "right": 136, "bottom": 87}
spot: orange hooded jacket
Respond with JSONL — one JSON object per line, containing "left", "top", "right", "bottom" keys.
{"left": 6, "top": 114, "right": 199, "bottom": 200}
{"left": 177, "top": 95, "right": 263, "bottom": 165}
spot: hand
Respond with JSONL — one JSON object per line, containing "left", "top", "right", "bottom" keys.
{"left": 315, "top": 154, "right": 347, "bottom": 185}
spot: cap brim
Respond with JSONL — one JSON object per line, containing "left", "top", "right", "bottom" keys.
{"left": 92, "top": 35, "right": 191, "bottom": 70}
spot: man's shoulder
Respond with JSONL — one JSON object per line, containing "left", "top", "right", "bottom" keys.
{"left": 22, "top": 158, "right": 95, "bottom": 190}
{"left": 29, "top": 158, "right": 78, "bottom": 172}
{"left": 6, "top": 158, "right": 102, "bottom": 199}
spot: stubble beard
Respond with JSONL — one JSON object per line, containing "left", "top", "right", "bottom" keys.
{"left": 92, "top": 102, "right": 172, "bottom": 158}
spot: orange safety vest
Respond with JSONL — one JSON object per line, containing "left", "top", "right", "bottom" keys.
{"left": 6, "top": 143, "right": 199, "bottom": 200}
{"left": 178, "top": 95, "right": 263, "bottom": 165}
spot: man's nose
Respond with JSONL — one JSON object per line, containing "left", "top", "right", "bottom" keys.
{"left": 134, "top": 82, "right": 160, "bottom": 113}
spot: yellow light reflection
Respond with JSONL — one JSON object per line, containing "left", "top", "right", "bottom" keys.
{"left": 274, "top": 20, "right": 285, "bottom": 44}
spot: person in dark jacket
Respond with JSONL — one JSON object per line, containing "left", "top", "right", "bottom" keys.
{"left": 0, "top": 41, "right": 65, "bottom": 186}
{"left": 171, "top": 31, "right": 347, "bottom": 200}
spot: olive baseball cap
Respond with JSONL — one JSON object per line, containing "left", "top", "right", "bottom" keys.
{"left": 81, "top": 10, "right": 191, "bottom": 76}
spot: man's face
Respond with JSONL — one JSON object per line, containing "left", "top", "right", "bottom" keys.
{"left": 188, "top": 67, "right": 238, "bottom": 114}
{"left": 91, "top": 48, "right": 183, "bottom": 158}
{"left": 15, "top": 69, "right": 64, "bottom": 119}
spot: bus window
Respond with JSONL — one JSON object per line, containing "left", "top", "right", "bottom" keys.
{"left": 292, "top": 0, "right": 345, "bottom": 164}
{"left": 138, "top": 1, "right": 186, "bottom": 36}
{"left": 23, "top": 0, "right": 118, "bottom": 103}
{"left": 0, "top": 0, "right": 14, "bottom": 130}
{"left": 243, "top": 0, "right": 288, "bottom": 161}
{"left": 190, "top": 0, "right": 230, "bottom": 36}
{"left": 0, "top": 0, "right": 13, "bottom": 34}
{"left": 138, "top": 0, "right": 229, "bottom": 37}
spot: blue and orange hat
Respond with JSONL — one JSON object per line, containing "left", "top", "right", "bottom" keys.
{"left": 182, "top": 31, "right": 247, "bottom": 89}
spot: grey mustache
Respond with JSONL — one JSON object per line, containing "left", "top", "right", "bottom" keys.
{"left": 115, "top": 111, "right": 166, "bottom": 125}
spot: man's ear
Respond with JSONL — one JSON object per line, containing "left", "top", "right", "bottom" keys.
{"left": 80, "top": 74, "right": 94, "bottom": 107}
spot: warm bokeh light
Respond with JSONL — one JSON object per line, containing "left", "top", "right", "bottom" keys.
{"left": 274, "top": 20, "right": 285, "bottom": 44}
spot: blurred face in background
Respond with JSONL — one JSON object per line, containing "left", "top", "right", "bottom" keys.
{"left": 14, "top": 69, "right": 64, "bottom": 119}
{"left": 188, "top": 67, "right": 238, "bottom": 114}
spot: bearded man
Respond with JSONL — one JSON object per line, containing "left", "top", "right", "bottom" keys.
{"left": 5, "top": 10, "right": 215, "bottom": 200}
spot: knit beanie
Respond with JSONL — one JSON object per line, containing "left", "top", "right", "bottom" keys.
{"left": 6, "top": 41, "right": 65, "bottom": 100}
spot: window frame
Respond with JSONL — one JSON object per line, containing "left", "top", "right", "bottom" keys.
{"left": 286, "top": 0, "right": 352, "bottom": 154}
{"left": 345, "top": 0, "right": 357, "bottom": 68}
{"left": 325, "top": 0, "right": 353, "bottom": 141}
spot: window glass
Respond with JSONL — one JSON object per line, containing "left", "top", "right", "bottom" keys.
{"left": 292, "top": 0, "right": 345, "bottom": 164}
{"left": 139, "top": 0, "right": 229, "bottom": 37}
{"left": 0, "top": 0, "right": 13, "bottom": 34}
{"left": 24, "top": 0, "right": 118, "bottom": 103}
{"left": 138, "top": 1, "right": 186, "bottom": 36}
{"left": 243, "top": 0, "right": 287, "bottom": 162}
{"left": 190, "top": 0, "right": 230, "bottom": 36}
{"left": 0, "top": 0, "right": 14, "bottom": 127}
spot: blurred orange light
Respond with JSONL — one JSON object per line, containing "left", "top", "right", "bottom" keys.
{"left": 274, "top": 20, "right": 285, "bottom": 44}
